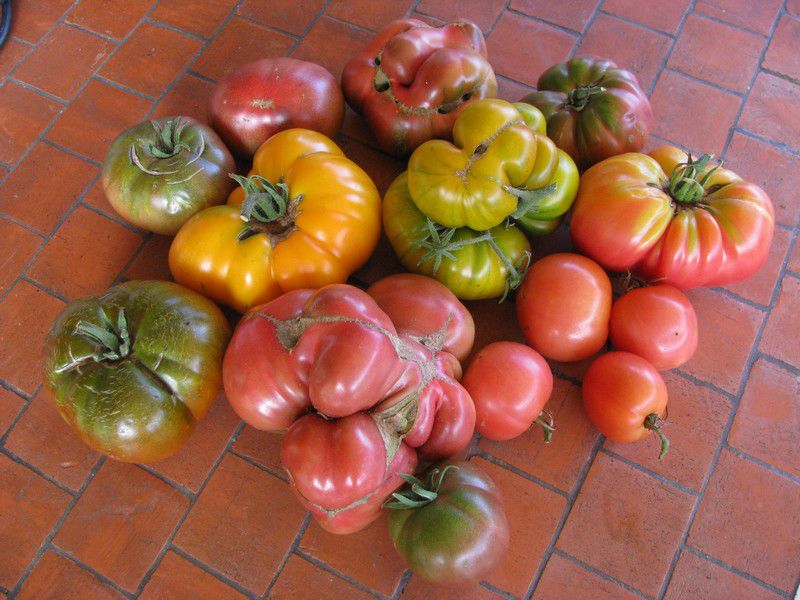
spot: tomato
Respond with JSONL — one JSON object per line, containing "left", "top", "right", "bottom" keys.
{"left": 383, "top": 172, "right": 532, "bottom": 300}
{"left": 571, "top": 146, "right": 775, "bottom": 289}
{"left": 582, "top": 352, "right": 669, "bottom": 459}
{"left": 169, "top": 129, "right": 381, "bottom": 312}
{"left": 208, "top": 58, "right": 344, "bottom": 158}
{"left": 516, "top": 253, "right": 612, "bottom": 362}
{"left": 521, "top": 56, "right": 652, "bottom": 170}
{"left": 342, "top": 18, "right": 496, "bottom": 157}
{"left": 610, "top": 284, "right": 698, "bottom": 370}
{"left": 462, "top": 342, "right": 554, "bottom": 441}
{"left": 223, "top": 278, "right": 476, "bottom": 533}
{"left": 407, "top": 99, "right": 579, "bottom": 232}
{"left": 44, "top": 281, "right": 230, "bottom": 463}
{"left": 102, "top": 117, "right": 235, "bottom": 235}
{"left": 387, "top": 462, "right": 509, "bottom": 586}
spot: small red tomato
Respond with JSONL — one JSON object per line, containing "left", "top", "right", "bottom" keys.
{"left": 463, "top": 342, "right": 554, "bottom": 441}
{"left": 516, "top": 253, "right": 612, "bottom": 362}
{"left": 582, "top": 352, "right": 670, "bottom": 459}
{"left": 609, "top": 284, "right": 698, "bottom": 370}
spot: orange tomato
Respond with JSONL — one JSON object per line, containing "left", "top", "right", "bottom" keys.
{"left": 169, "top": 129, "right": 382, "bottom": 312}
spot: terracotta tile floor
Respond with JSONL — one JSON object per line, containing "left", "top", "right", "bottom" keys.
{"left": 0, "top": 1, "right": 798, "bottom": 599}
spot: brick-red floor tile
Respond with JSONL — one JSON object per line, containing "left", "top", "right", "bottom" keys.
{"left": 0, "top": 143, "right": 96, "bottom": 234}
{"left": 292, "top": 17, "right": 373, "bottom": 81}
{"left": 299, "top": 514, "right": 407, "bottom": 596}
{"left": 65, "top": 0, "right": 156, "bottom": 40}
{"left": 13, "top": 24, "right": 115, "bottom": 101}
{"left": 789, "top": 0, "right": 800, "bottom": 16}
{"left": 0, "top": 281, "right": 65, "bottom": 396}
{"left": 688, "top": 449, "right": 800, "bottom": 592}
{"left": 759, "top": 275, "right": 800, "bottom": 370}
{"left": 694, "top": 0, "right": 781, "bottom": 35}
{"left": 151, "top": 0, "right": 237, "bottom": 39}
{"left": 682, "top": 287, "right": 764, "bottom": 394}
{"left": 479, "top": 377, "right": 599, "bottom": 493}
{"left": 763, "top": 15, "right": 800, "bottom": 82}
{"left": 487, "top": 12, "right": 577, "bottom": 87}
{"left": 605, "top": 372, "right": 731, "bottom": 492}
{"left": 269, "top": 554, "right": 375, "bottom": 599}
{"left": 724, "top": 131, "right": 800, "bottom": 227}
{"left": 0, "top": 387, "right": 24, "bottom": 437}
{"left": 139, "top": 550, "right": 247, "bottom": 600}
{"left": 174, "top": 453, "right": 306, "bottom": 595}
{"left": 122, "top": 234, "right": 173, "bottom": 282}
{"left": 416, "top": 0, "right": 506, "bottom": 33}
{"left": 578, "top": 14, "right": 671, "bottom": 91}
{"left": 238, "top": 0, "right": 326, "bottom": 36}
{"left": 327, "top": 0, "right": 414, "bottom": 31}
{"left": 192, "top": 17, "right": 295, "bottom": 82}
{"left": 54, "top": 461, "right": 188, "bottom": 591}
{"left": 0, "top": 217, "right": 41, "bottom": 296}
{"left": 402, "top": 576, "right": 499, "bottom": 599}
{"left": 664, "top": 549, "right": 783, "bottom": 600}
{"left": 651, "top": 70, "right": 741, "bottom": 156}
{"left": 0, "top": 82, "right": 61, "bottom": 165}
{"left": 46, "top": 78, "right": 151, "bottom": 162}
{"left": 27, "top": 206, "right": 143, "bottom": 300}
{"left": 602, "top": 0, "right": 690, "bottom": 35}
{"left": 16, "top": 551, "right": 124, "bottom": 600}
{"left": 0, "top": 38, "right": 30, "bottom": 79}
{"left": 740, "top": 73, "right": 800, "bottom": 155}
{"left": 723, "top": 226, "right": 791, "bottom": 306}
{"left": 100, "top": 22, "right": 202, "bottom": 98}
{"left": 4, "top": 387, "right": 99, "bottom": 491}
{"left": 533, "top": 553, "right": 640, "bottom": 600}
{"left": 81, "top": 177, "right": 114, "bottom": 215}
{"left": 668, "top": 14, "right": 764, "bottom": 93}
{"left": 789, "top": 240, "right": 800, "bottom": 275}
{"left": 0, "top": 453, "right": 71, "bottom": 588}
{"left": 9, "top": 0, "right": 74, "bottom": 43}
{"left": 231, "top": 427, "right": 285, "bottom": 475}
{"left": 557, "top": 453, "right": 696, "bottom": 596}
{"left": 510, "top": 0, "right": 599, "bottom": 33}
{"left": 150, "top": 72, "right": 214, "bottom": 123}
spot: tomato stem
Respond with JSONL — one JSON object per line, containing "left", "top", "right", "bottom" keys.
{"left": 384, "top": 465, "right": 459, "bottom": 510}
{"left": 73, "top": 308, "right": 131, "bottom": 362}
{"left": 128, "top": 117, "right": 205, "bottom": 176}
{"left": 534, "top": 410, "right": 556, "bottom": 443}
{"left": 566, "top": 85, "right": 604, "bottom": 111}
{"left": 231, "top": 174, "right": 300, "bottom": 243}
{"left": 644, "top": 413, "right": 670, "bottom": 460}
{"left": 666, "top": 152, "right": 721, "bottom": 205}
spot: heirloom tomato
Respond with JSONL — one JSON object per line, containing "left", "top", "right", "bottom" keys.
{"left": 408, "top": 99, "right": 579, "bottom": 232}
{"left": 342, "top": 18, "right": 496, "bottom": 157}
{"left": 610, "top": 284, "right": 698, "bottom": 370}
{"left": 463, "top": 342, "right": 554, "bottom": 441}
{"left": 571, "top": 146, "right": 775, "bottom": 289}
{"left": 582, "top": 352, "right": 670, "bottom": 459}
{"left": 522, "top": 56, "right": 652, "bottom": 170}
{"left": 169, "top": 129, "right": 381, "bottom": 313}
{"left": 208, "top": 58, "right": 344, "bottom": 158}
{"left": 223, "top": 276, "right": 477, "bottom": 533}
{"left": 102, "top": 116, "right": 235, "bottom": 235}
{"left": 387, "top": 462, "right": 509, "bottom": 586}
{"left": 516, "top": 253, "right": 612, "bottom": 362}
{"left": 44, "top": 281, "right": 230, "bottom": 463}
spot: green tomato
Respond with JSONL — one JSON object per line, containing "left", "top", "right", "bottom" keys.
{"left": 387, "top": 462, "right": 509, "bottom": 586}
{"left": 102, "top": 116, "right": 235, "bottom": 235}
{"left": 44, "top": 281, "right": 230, "bottom": 463}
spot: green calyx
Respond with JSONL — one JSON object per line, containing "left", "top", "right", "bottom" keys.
{"left": 384, "top": 465, "right": 458, "bottom": 510}
{"left": 148, "top": 118, "right": 192, "bottom": 158}
{"left": 74, "top": 308, "right": 131, "bottom": 362}
{"left": 231, "top": 174, "right": 300, "bottom": 243}
{"left": 129, "top": 117, "right": 205, "bottom": 176}
{"left": 566, "top": 84, "right": 604, "bottom": 111}
{"left": 663, "top": 153, "right": 721, "bottom": 205}
{"left": 644, "top": 413, "right": 670, "bottom": 460}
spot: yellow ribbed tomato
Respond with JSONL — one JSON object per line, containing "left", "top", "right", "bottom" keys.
{"left": 169, "top": 129, "right": 381, "bottom": 312}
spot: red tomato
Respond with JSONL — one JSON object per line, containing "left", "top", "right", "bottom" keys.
{"left": 208, "top": 58, "right": 344, "bottom": 158}
{"left": 516, "top": 253, "right": 612, "bottom": 362}
{"left": 610, "top": 284, "right": 698, "bottom": 370}
{"left": 582, "top": 352, "right": 669, "bottom": 459}
{"left": 462, "top": 342, "right": 554, "bottom": 441}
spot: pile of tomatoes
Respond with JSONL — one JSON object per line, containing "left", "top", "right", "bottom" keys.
{"left": 42, "top": 16, "right": 775, "bottom": 588}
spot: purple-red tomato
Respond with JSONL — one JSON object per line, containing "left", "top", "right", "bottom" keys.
{"left": 208, "top": 57, "right": 345, "bottom": 158}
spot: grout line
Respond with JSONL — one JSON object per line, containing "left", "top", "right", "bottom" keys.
{"left": 389, "top": 569, "right": 414, "bottom": 600}
{"left": 731, "top": 127, "right": 800, "bottom": 159}
{"left": 710, "top": 285, "right": 770, "bottom": 312}
{"left": 757, "top": 351, "right": 800, "bottom": 377}
{"left": 663, "top": 67, "right": 746, "bottom": 98}
{"left": 672, "top": 369, "right": 736, "bottom": 402}
{"left": 232, "top": 10, "right": 303, "bottom": 40}
{"left": 141, "top": 17, "right": 207, "bottom": 42}
{"left": 0, "top": 447, "right": 78, "bottom": 497}
{"left": 79, "top": 200, "right": 148, "bottom": 236}
{"left": 0, "top": 210, "right": 48, "bottom": 238}
{"left": 646, "top": 0, "right": 697, "bottom": 97}
{"left": 261, "top": 513, "right": 313, "bottom": 598}
{"left": 19, "top": 277, "right": 71, "bottom": 304}
{"left": 293, "top": 550, "right": 386, "bottom": 599}
{"left": 761, "top": 66, "right": 800, "bottom": 87}
{"left": 47, "top": 543, "right": 135, "bottom": 598}
{"left": 480, "top": 580, "right": 516, "bottom": 599}
{"left": 682, "top": 545, "right": 792, "bottom": 598}
{"left": 168, "top": 544, "right": 259, "bottom": 599}
{"left": 599, "top": 449, "right": 700, "bottom": 496}
{"left": 550, "top": 549, "right": 652, "bottom": 599}
{"left": 136, "top": 463, "right": 196, "bottom": 499}
{"left": 40, "top": 139, "right": 103, "bottom": 166}
{"left": 504, "top": 7, "right": 584, "bottom": 36}
{"left": 721, "top": 444, "right": 800, "bottom": 485}
{"left": 0, "top": 379, "right": 38, "bottom": 402}
{"left": 485, "top": 0, "right": 513, "bottom": 39}
{"left": 227, "top": 448, "right": 289, "bottom": 483}
{"left": 62, "top": 20, "right": 120, "bottom": 43}
{"left": 474, "top": 449, "right": 570, "bottom": 498}
{"left": 4, "top": 77, "right": 68, "bottom": 104}
{"left": 689, "top": 11, "right": 771, "bottom": 38}
{"left": 92, "top": 74, "right": 158, "bottom": 102}
{"left": 595, "top": 8, "right": 676, "bottom": 36}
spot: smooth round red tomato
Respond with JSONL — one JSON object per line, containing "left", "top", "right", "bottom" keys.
{"left": 610, "top": 284, "right": 698, "bottom": 370}
{"left": 582, "top": 352, "right": 669, "bottom": 459}
{"left": 462, "top": 342, "right": 554, "bottom": 441}
{"left": 516, "top": 253, "right": 612, "bottom": 362}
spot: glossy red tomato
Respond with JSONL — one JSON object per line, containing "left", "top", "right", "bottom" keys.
{"left": 516, "top": 253, "right": 612, "bottom": 362}
{"left": 582, "top": 352, "right": 669, "bottom": 459}
{"left": 610, "top": 284, "right": 698, "bottom": 370}
{"left": 462, "top": 342, "right": 554, "bottom": 441}
{"left": 208, "top": 58, "right": 344, "bottom": 158}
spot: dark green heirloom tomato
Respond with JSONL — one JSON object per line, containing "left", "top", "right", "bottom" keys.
{"left": 383, "top": 172, "right": 531, "bottom": 301}
{"left": 102, "top": 116, "right": 235, "bottom": 235}
{"left": 387, "top": 462, "right": 510, "bottom": 586}
{"left": 522, "top": 56, "right": 652, "bottom": 170}
{"left": 44, "top": 281, "right": 231, "bottom": 463}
